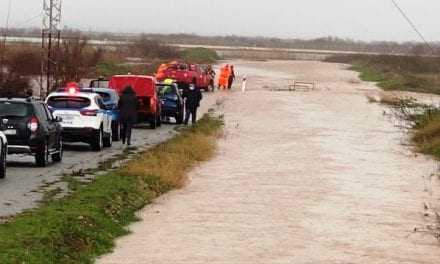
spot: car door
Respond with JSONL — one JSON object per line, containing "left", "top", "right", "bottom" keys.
{"left": 97, "top": 97, "right": 111, "bottom": 135}
{"left": 37, "top": 103, "right": 56, "bottom": 150}
{"left": 43, "top": 104, "right": 61, "bottom": 149}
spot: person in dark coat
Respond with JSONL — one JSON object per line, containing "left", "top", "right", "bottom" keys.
{"left": 118, "top": 86, "right": 138, "bottom": 145}
{"left": 228, "top": 65, "right": 236, "bottom": 90}
{"left": 183, "top": 80, "right": 203, "bottom": 125}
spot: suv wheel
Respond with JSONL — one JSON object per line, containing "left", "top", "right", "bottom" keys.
{"left": 150, "top": 118, "right": 157, "bottom": 129}
{"left": 157, "top": 114, "right": 162, "bottom": 127}
{"left": 92, "top": 128, "right": 104, "bottom": 151}
{"left": 112, "top": 122, "right": 120, "bottom": 141}
{"left": 104, "top": 130, "right": 113, "bottom": 148}
{"left": 52, "top": 138, "right": 63, "bottom": 163}
{"left": 176, "top": 111, "right": 184, "bottom": 124}
{"left": 36, "top": 141, "right": 49, "bottom": 167}
{"left": 0, "top": 144, "right": 6, "bottom": 179}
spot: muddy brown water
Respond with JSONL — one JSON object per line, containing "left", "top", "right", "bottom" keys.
{"left": 99, "top": 60, "right": 440, "bottom": 264}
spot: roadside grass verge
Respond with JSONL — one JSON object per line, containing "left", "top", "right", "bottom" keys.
{"left": 0, "top": 114, "right": 223, "bottom": 264}
{"left": 326, "top": 54, "right": 440, "bottom": 94}
{"left": 371, "top": 92, "right": 440, "bottom": 159}
{"left": 411, "top": 109, "right": 440, "bottom": 158}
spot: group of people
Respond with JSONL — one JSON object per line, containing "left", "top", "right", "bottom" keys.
{"left": 118, "top": 80, "right": 203, "bottom": 146}
{"left": 119, "top": 64, "right": 242, "bottom": 145}
{"left": 218, "top": 64, "right": 236, "bottom": 90}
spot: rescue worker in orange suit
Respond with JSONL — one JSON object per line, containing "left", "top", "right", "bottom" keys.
{"left": 218, "top": 65, "right": 231, "bottom": 90}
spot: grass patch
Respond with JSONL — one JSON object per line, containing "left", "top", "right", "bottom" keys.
{"left": 411, "top": 109, "right": 440, "bottom": 158}
{"left": 327, "top": 54, "right": 440, "bottom": 94}
{"left": 0, "top": 114, "right": 223, "bottom": 264}
{"left": 180, "top": 47, "right": 220, "bottom": 64}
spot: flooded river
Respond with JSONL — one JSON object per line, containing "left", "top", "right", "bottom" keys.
{"left": 99, "top": 60, "right": 440, "bottom": 264}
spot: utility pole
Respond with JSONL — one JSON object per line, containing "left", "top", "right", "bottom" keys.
{"left": 41, "top": 0, "right": 62, "bottom": 98}
{"left": 0, "top": 0, "right": 12, "bottom": 86}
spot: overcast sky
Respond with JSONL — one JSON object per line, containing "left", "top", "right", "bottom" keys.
{"left": 0, "top": 0, "right": 439, "bottom": 42}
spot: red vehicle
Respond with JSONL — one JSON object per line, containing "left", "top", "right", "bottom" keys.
{"left": 156, "top": 62, "right": 214, "bottom": 91}
{"left": 109, "top": 75, "right": 162, "bottom": 129}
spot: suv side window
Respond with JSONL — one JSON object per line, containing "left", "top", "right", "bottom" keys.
{"left": 97, "top": 97, "right": 105, "bottom": 109}
{"left": 42, "top": 104, "right": 53, "bottom": 121}
{"left": 33, "top": 104, "right": 48, "bottom": 121}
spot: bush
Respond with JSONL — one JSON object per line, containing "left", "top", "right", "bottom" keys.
{"left": 180, "top": 47, "right": 220, "bottom": 64}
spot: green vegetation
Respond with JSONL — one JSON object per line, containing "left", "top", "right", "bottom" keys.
{"left": 180, "top": 47, "right": 220, "bottom": 64}
{"left": 0, "top": 114, "right": 223, "bottom": 264}
{"left": 96, "top": 62, "right": 132, "bottom": 77}
{"left": 411, "top": 108, "right": 440, "bottom": 158}
{"left": 327, "top": 54, "right": 440, "bottom": 94}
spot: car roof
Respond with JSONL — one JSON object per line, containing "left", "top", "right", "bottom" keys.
{"left": 81, "top": 87, "right": 116, "bottom": 94}
{"left": 47, "top": 92, "right": 100, "bottom": 99}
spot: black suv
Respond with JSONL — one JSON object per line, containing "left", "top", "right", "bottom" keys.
{"left": 0, "top": 98, "right": 63, "bottom": 167}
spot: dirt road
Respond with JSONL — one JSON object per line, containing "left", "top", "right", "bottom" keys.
{"left": 0, "top": 93, "right": 221, "bottom": 218}
{"left": 99, "top": 60, "right": 440, "bottom": 263}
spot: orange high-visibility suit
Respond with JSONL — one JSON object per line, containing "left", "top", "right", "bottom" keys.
{"left": 156, "top": 63, "right": 168, "bottom": 77}
{"left": 218, "top": 65, "right": 231, "bottom": 89}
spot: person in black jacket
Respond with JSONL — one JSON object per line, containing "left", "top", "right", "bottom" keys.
{"left": 118, "top": 86, "right": 138, "bottom": 145}
{"left": 183, "top": 81, "right": 203, "bottom": 125}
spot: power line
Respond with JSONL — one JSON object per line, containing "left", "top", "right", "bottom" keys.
{"left": 390, "top": 0, "right": 435, "bottom": 55}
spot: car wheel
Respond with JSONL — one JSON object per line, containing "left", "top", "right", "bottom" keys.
{"left": 176, "top": 112, "right": 184, "bottom": 124}
{"left": 157, "top": 114, "right": 162, "bottom": 127}
{"left": 52, "top": 137, "right": 63, "bottom": 163}
{"left": 0, "top": 143, "right": 6, "bottom": 179}
{"left": 36, "top": 141, "right": 49, "bottom": 167}
{"left": 104, "top": 129, "right": 113, "bottom": 148}
{"left": 150, "top": 118, "right": 157, "bottom": 129}
{"left": 92, "top": 128, "right": 104, "bottom": 151}
{"left": 112, "top": 122, "right": 120, "bottom": 141}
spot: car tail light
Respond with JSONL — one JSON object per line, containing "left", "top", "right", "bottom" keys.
{"left": 80, "top": 109, "right": 98, "bottom": 116}
{"left": 28, "top": 116, "right": 39, "bottom": 133}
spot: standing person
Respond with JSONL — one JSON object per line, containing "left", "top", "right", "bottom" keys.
{"left": 218, "top": 64, "right": 230, "bottom": 90}
{"left": 183, "top": 79, "right": 203, "bottom": 125}
{"left": 207, "top": 65, "right": 216, "bottom": 92}
{"left": 118, "top": 86, "right": 138, "bottom": 146}
{"left": 228, "top": 65, "right": 236, "bottom": 90}
{"left": 241, "top": 75, "right": 247, "bottom": 92}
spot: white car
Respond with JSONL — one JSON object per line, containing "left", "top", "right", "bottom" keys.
{"left": 0, "top": 130, "right": 7, "bottom": 178}
{"left": 46, "top": 89, "right": 113, "bottom": 151}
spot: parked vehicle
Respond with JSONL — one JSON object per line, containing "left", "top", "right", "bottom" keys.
{"left": 0, "top": 98, "right": 62, "bottom": 167}
{"left": 157, "top": 82, "right": 184, "bottom": 124}
{"left": 81, "top": 88, "right": 121, "bottom": 141}
{"left": 109, "top": 75, "right": 162, "bottom": 129}
{"left": 46, "top": 89, "right": 113, "bottom": 151}
{"left": 156, "top": 62, "right": 214, "bottom": 92}
{"left": 89, "top": 78, "right": 110, "bottom": 88}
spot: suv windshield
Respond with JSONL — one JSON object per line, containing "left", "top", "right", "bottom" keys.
{"left": 47, "top": 96, "right": 91, "bottom": 109}
{"left": 0, "top": 102, "right": 30, "bottom": 117}
{"left": 158, "top": 85, "right": 177, "bottom": 96}
{"left": 90, "top": 80, "right": 109, "bottom": 88}
{"left": 96, "top": 92, "right": 112, "bottom": 102}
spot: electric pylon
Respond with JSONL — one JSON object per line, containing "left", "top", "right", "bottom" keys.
{"left": 41, "top": 0, "right": 62, "bottom": 97}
